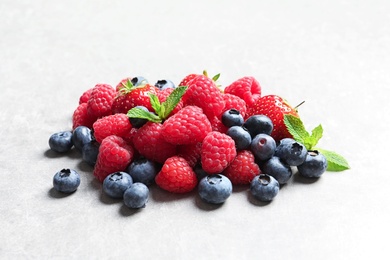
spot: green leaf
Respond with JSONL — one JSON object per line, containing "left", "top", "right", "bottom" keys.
{"left": 149, "top": 93, "right": 161, "bottom": 116}
{"left": 212, "top": 73, "right": 220, "bottom": 81}
{"left": 309, "top": 124, "right": 323, "bottom": 148}
{"left": 284, "top": 115, "right": 310, "bottom": 144}
{"left": 160, "top": 86, "right": 187, "bottom": 119}
{"left": 315, "top": 148, "right": 350, "bottom": 171}
{"left": 127, "top": 107, "right": 161, "bottom": 123}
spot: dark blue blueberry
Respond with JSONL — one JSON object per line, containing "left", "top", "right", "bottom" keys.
{"left": 198, "top": 174, "right": 232, "bottom": 204}
{"left": 193, "top": 164, "right": 208, "bottom": 181}
{"left": 127, "top": 157, "right": 159, "bottom": 186}
{"left": 49, "top": 131, "right": 73, "bottom": 153}
{"left": 250, "top": 174, "right": 280, "bottom": 201}
{"left": 243, "top": 115, "right": 274, "bottom": 137}
{"left": 221, "top": 109, "right": 244, "bottom": 127}
{"left": 53, "top": 168, "right": 80, "bottom": 193}
{"left": 261, "top": 156, "right": 292, "bottom": 184}
{"left": 82, "top": 140, "right": 100, "bottom": 166}
{"left": 103, "top": 172, "right": 133, "bottom": 199}
{"left": 226, "top": 126, "right": 252, "bottom": 150}
{"left": 131, "top": 76, "right": 148, "bottom": 86}
{"left": 155, "top": 79, "right": 176, "bottom": 90}
{"left": 123, "top": 183, "right": 149, "bottom": 209}
{"left": 275, "top": 138, "right": 308, "bottom": 166}
{"left": 129, "top": 106, "right": 149, "bottom": 128}
{"left": 298, "top": 150, "right": 328, "bottom": 178}
{"left": 250, "top": 134, "right": 276, "bottom": 161}
{"left": 72, "top": 126, "right": 93, "bottom": 151}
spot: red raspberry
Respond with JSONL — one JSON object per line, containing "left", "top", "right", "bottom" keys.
{"left": 93, "top": 135, "right": 135, "bottom": 182}
{"left": 178, "top": 73, "right": 200, "bottom": 87}
{"left": 177, "top": 142, "right": 202, "bottom": 168}
{"left": 201, "top": 131, "right": 237, "bottom": 174}
{"left": 155, "top": 156, "right": 198, "bottom": 193}
{"left": 156, "top": 88, "right": 183, "bottom": 116}
{"left": 161, "top": 106, "right": 212, "bottom": 145}
{"left": 87, "top": 84, "right": 116, "bottom": 119}
{"left": 220, "top": 93, "right": 247, "bottom": 118}
{"left": 182, "top": 75, "right": 225, "bottom": 118}
{"left": 224, "top": 76, "right": 261, "bottom": 107}
{"left": 92, "top": 113, "right": 132, "bottom": 143}
{"left": 208, "top": 115, "right": 228, "bottom": 134}
{"left": 133, "top": 122, "right": 177, "bottom": 164}
{"left": 79, "top": 88, "right": 93, "bottom": 104}
{"left": 223, "top": 150, "right": 261, "bottom": 185}
{"left": 72, "top": 103, "right": 96, "bottom": 130}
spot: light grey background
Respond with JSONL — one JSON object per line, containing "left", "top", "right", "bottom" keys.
{"left": 1, "top": 0, "right": 389, "bottom": 259}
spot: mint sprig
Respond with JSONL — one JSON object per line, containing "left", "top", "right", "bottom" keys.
{"left": 284, "top": 114, "right": 350, "bottom": 172}
{"left": 126, "top": 86, "right": 187, "bottom": 123}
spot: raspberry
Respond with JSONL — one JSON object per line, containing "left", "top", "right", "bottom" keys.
{"left": 92, "top": 113, "right": 132, "bottom": 143}
{"left": 223, "top": 150, "right": 261, "bottom": 185}
{"left": 220, "top": 93, "right": 247, "bottom": 118}
{"left": 72, "top": 102, "right": 96, "bottom": 130}
{"left": 79, "top": 88, "right": 93, "bottom": 104}
{"left": 176, "top": 142, "right": 202, "bottom": 168}
{"left": 133, "top": 122, "right": 177, "bottom": 164}
{"left": 93, "top": 135, "right": 134, "bottom": 182}
{"left": 208, "top": 115, "right": 228, "bottom": 134}
{"left": 182, "top": 75, "right": 225, "bottom": 118}
{"left": 161, "top": 106, "right": 212, "bottom": 145}
{"left": 155, "top": 156, "right": 198, "bottom": 193}
{"left": 178, "top": 73, "right": 199, "bottom": 87}
{"left": 87, "top": 84, "right": 116, "bottom": 119}
{"left": 201, "top": 131, "right": 237, "bottom": 174}
{"left": 224, "top": 76, "right": 261, "bottom": 107}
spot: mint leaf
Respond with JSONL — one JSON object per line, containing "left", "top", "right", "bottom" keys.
{"left": 315, "top": 148, "right": 350, "bottom": 171}
{"left": 127, "top": 107, "right": 161, "bottom": 123}
{"left": 149, "top": 93, "right": 161, "bottom": 116}
{"left": 284, "top": 115, "right": 309, "bottom": 144}
{"left": 309, "top": 124, "right": 323, "bottom": 148}
{"left": 160, "top": 86, "right": 187, "bottom": 119}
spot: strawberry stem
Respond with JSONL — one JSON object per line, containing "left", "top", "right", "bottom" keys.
{"left": 294, "top": 101, "right": 305, "bottom": 110}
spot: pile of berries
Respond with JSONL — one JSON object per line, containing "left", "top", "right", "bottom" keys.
{"left": 49, "top": 72, "right": 332, "bottom": 208}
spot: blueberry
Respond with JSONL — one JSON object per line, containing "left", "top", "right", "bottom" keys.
{"left": 127, "top": 157, "right": 159, "bottom": 186}
{"left": 131, "top": 76, "right": 148, "bottom": 86}
{"left": 226, "top": 126, "right": 252, "bottom": 150}
{"left": 103, "top": 172, "right": 133, "bottom": 199}
{"left": 250, "top": 174, "right": 280, "bottom": 202}
{"left": 193, "top": 164, "right": 208, "bottom": 181}
{"left": 53, "top": 168, "right": 80, "bottom": 193}
{"left": 261, "top": 156, "right": 292, "bottom": 184}
{"left": 243, "top": 115, "right": 274, "bottom": 137}
{"left": 82, "top": 140, "right": 100, "bottom": 166}
{"left": 72, "top": 126, "right": 93, "bottom": 151}
{"left": 198, "top": 174, "right": 232, "bottom": 204}
{"left": 155, "top": 79, "right": 176, "bottom": 90}
{"left": 221, "top": 109, "right": 244, "bottom": 127}
{"left": 250, "top": 134, "right": 276, "bottom": 161}
{"left": 49, "top": 131, "right": 73, "bottom": 153}
{"left": 123, "top": 183, "right": 149, "bottom": 209}
{"left": 275, "top": 138, "right": 308, "bottom": 166}
{"left": 297, "top": 150, "right": 328, "bottom": 178}
{"left": 129, "top": 106, "right": 149, "bottom": 128}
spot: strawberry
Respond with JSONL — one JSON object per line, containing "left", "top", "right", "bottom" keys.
{"left": 161, "top": 105, "right": 212, "bottom": 145}
{"left": 223, "top": 150, "right": 261, "bottom": 185}
{"left": 246, "top": 95, "right": 299, "bottom": 141}
{"left": 111, "top": 79, "right": 159, "bottom": 114}
{"left": 224, "top": 76, "right": 261, "bottom": 107}
{"left": 155, "top": 156, "right": 198, "bottom": 193}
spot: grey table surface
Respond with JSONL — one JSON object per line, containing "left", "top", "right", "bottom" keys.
{"left": 1, "top": 0, "right": 389, "bottom": 259}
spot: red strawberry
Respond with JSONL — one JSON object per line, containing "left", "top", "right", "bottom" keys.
{"left": 87, "top": 84, "right": 116, "bottom": 119}
{"left": 201, "top": 131, "right": 237, "bottom": 174}
{"left": 182, "top": 75, "right": 225, "bottom": 118}
{"left": 79, "top": 88, "right": 93, "bottom": 104}
{"left": 220, "top": 93, "right": 247, "bottom": 118}
{"left": 92, "top": 113, "right": 132, "bottom": 143}
{"left": 161, "top": 105, "right": 212, "bottom": 145}
{"left": 93, "top": 135, "right": 135, "bottom": 182}
{"left": 176, "top": 142, "right": 202, "bottom": 168}
{"left": 246, "top": 95, "right": 299, "bottom": 141}
{"left": 111, "top": 80, "right": 158, "bottom": 114}
{"left": 132, "top": 122, "right": 177, "bottom": 164}
{"left": 155, "top": 156, "right": 198, "bottom": 193}
{"left": 224, "top": 76, "right": 261, "bottom": 107}
{"left": 223, "top": 150, "right": 261, "bottom": 185}
{"left": 72, "top": 102, "right": 96, "bottom": 130}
